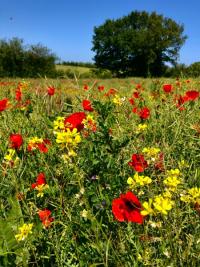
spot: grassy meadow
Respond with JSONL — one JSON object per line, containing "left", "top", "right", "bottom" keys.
{"left": 0, "top": 77, "right": 199, "bottom": 266}
{"left": 56, "top": 65, "right": 95, "bottom": 78}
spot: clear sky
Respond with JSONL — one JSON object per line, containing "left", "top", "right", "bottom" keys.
{"left": 1, "top": 0, "right": 200, "bottom": 65}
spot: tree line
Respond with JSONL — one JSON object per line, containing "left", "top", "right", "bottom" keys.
{"left": 0, "top": 11, "right": 200, "bottom": 78}
{"left": 0, "top": 38, "right": 57, "bottom": 78}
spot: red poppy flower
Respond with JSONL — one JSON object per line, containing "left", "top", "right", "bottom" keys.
{"left": 104, "top": 88, "right": 117, "bottom": 97}
{"left": 184, "top": 90, "right": 199, "bottom": 101}
{"left": 64, "top": 112, "right": 86, "bottom": 131}
{"left": 27, "top": 139, "right": 50, "bottom": 153}
{"left": 15, "top": 88, "right": 22, "bottom": 101}
{"left": 129, "top": 98, "right": 135, "bottom": 105}
{"left": 47, "top": 86, "right": 55, "bottom": 96}
{"left": 31, "top": 172, "right": 46, "bottom": 189}
{"left": 112, "top": 191, "right": 143, "bottom": 224}
{"left": 132, "top": 107, "right": 138, "bottom": 113}
{"left": 98, "top": 85, "right": 105, "bottom": 91}
{"left": 82, "top": 99, "right": 94, "bottom": 111}
{"left": 83, "top": 84, "right": 89, "bottom": 91}
{"left": 133, "top": 91, "right": 140, "bottom": 98}
{"left": 136, "top": 83, "right": 142, "bottom": 90}
{"left": 38, "top": 209, "right": 54, "bottom": 228}
{"left": 139, "top": 107, "right": 150, "bottom": 120}
{"left": 0, "top": 98, "right": 9, "bottom": 112}
{"left": 37, "top": 142, "right": 49, "bottom": 153}
{"left": 128, "top": 154, "right": 148, "bottom": 172}
{"left": 163, "top": 84, "right": 173, "bottom": 93}
{"left": 9, "top": 134, "right": 23, "bottom": 150}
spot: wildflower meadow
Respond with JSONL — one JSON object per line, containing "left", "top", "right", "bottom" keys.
{"left": 0, "top": 78, "right": 199, "bottom": 266}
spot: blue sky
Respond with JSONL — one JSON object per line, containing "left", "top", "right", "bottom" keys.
{"left": 1, "top": 0, "right": 200, "bottom": 65}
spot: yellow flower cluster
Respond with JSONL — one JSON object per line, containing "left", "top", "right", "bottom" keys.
{"left": 112, "top": 95, "right": 125, "bottom": 106}
{"left": 127, "top": 173, "right": 152, "bottom": 187}
{"left": 141, "top": 194, "right": 174, "bottom": 216}
{"left": 56, "top": 128, "right": 81, "bottom": 147}
{"left": 4, "top": 149, "right": 19, "bottom": 166}
{"left": 15, "top": 223, "right": 33, "bottom": 242}
{"left": 180, "top": 187, "right": 200, "bottom": 204}
{"left": 53, "top": 117, "right": 82, "bottom": 161}
{"left": 53, "top": 116, "right": 65, "bottom": 131}
{"left": 142, "top": 147, "right": 160, "bottom": 162}
{"left": 153, "top": 195, "right": 174, "bottom": 215}
{"left": 135, "top": 123, "right": 148, "bottom": 134}
{"left": 35, "top": 184, "right": 49, "bottom": 198}
{"left": 164, "top": 168, "right": 182, "bottom": 191}
{"left": 178, "top": 159, "right": 189, "bottom": 169}
{"left": 28, "top": 137, "right": 43, "bottom": 147}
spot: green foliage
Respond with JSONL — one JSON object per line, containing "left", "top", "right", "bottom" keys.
{"left": 92, "top": 11, "right": 187, "bottom": 77}
{"left": 60, "top": 61, "right": 96, "bottom": 68}
{"left": 0, "top": 38, "right": 57, "bottom": 78}
{"left": 186, "top": 62, "right": 200, "bottom": 77}
{"left": 0, "top": 197, "right": 29, "bottom": 266}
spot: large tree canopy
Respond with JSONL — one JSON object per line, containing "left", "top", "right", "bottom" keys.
{"left": 92, "top": 11, "right": 187, "bottom": 77}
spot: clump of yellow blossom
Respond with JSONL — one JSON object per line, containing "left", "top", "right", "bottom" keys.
{"left": 15, "top": 223, "right": 33, "bottom": 242}
{"left": 35, "top": 184, "right": 49, "bottom": 198}
{"left": 141, "top": 193, "right": 174, "bottom": 216}
{"left": 135, "top": 124, "right": 148, "bottom": 134}
{"left": 127, "top": 173, "right": 152, "bottom": 188}
{"left": 178, "top": 159, "right": 189, "bottom": 169}
{"left": 56, "top": 128, "right": 81, "bottom": 148}
{"left": 163, "top": 169, "right": 182, "bottom": 192}
{"left": 112, "top": 95, "right": 125, "bottom": 106}
{"left": 53, "top": 116, "right": 65, "bottom": 132}
{"left": 142, "top": 147, "right": 160, "bottom": 162}
{"left": 180, "top": 187, "right": 200, "bottom": 204}
{"left": 4, "top": 149, "right": 19, "bottom": 166}
{"left": 153, "top": 195, "right": 174, "bottom": 215}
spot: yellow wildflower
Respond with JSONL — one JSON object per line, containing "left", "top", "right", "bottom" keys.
{"left": 56, "top": 128, "right": 81, "bottom": 147}
{"left": 141, "top": 199, "right": 154, "bottom": 216}
{"left": 4, "top": 149, "right": 19, "bottom": 166}
{"left": 181, "top": 187, "right": 200, "bottom": 204}
{"left": 127, "top": 177, "right": 136, "bottom": 187}
{"left": 127, "top": 173, "right": 152, "bottom": 187}
{"left": 162, "top": 189, "right": 172, "bottom": 199}
{"left": 35, "top": 184, "right": 49, "bottom": 197}
{"left": 180, "top": 194, "right": 192, "bottom": 203}
{"left": 61, "top": 150, "right": 77, "bottom": 163}
{"left": 15, "top": 223, "right": 33, "bottom": 242}
{"left": 163, "top": 176, "right": 182, "bottom": 190}
{"left": 178, "top": 160, "right": 189, "bottom": 169}
{"left": 80, "top": 209, "right": 88, "bottom": 218}
{"left": 4, "top": 149, "right": 15, "bottom": 161}
{"left": 53, "top": 116, "right": 65, "bottom": 131}
{"left": 166, "top": 169, "right": 180, "bottom": 177}
{"left": 153, "top": 195, "right": 174, "bottom": 215}
{"left": 112, "top": 95, "right": 124, "bottom": 106}
{"left": 142, "top": 147, "right": 160, "bottom": 162}
{"left": 136, "top": 123, "right": 148, "bottom": 134}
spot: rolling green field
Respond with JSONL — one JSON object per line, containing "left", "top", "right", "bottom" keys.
{"left": 0, "top": 77, "right": 199, "bottom": 266}
{"left": 56, "top": 64, "right": 94, "bottom": 76}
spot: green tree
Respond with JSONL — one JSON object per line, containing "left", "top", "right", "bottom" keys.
{"left": 92, "top": 11, "right": 187, "bottom": 77}
{"left": 23, "top": 44, "right": 57, "bottom": 77}
{"left": 186, "top": 62, "right": 200, "bottom": 77}
{"left": 0, "top": 38, "right": 24, "bottom": 77}
{"left": 0, "top": 38, "right": 57, "bottom": 77}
